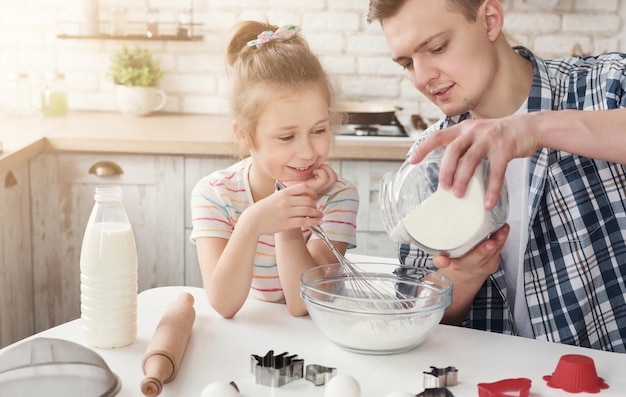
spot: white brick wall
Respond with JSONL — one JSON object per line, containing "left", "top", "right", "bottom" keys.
{"left": 0, "top": 0, "right": 624, "bottom": 119}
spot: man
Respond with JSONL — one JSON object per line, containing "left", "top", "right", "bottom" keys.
{"left": 368, "top": 0, "right": 626, "bottom": 352}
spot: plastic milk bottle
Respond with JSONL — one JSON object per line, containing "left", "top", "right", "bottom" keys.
{"left": 80, "top": 185, "right": 138, "bottom": 348}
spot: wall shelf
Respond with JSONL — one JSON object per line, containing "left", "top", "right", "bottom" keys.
{"left": 57, "top": 34, "right": 203, "bottom": 42}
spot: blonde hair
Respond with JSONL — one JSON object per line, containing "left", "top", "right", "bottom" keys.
{"left": 225, "top": 21, "right": 335, "bottom": 148}
{"left": 368, "top": 0, "right": 488, "bottom": 24}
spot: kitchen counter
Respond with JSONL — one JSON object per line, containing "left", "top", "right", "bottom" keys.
{"left": 0, "top": 112, "right": 414, "bottom": 174}
{"left": 2, "top": 254, "right": 625, "bottom": 397}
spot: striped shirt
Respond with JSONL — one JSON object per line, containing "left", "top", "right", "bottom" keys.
{"left": 400, "top": 47, "right": 626, "bottom": 352}
{"left": 190, "top": 157, "right": 359, "bottom": 303}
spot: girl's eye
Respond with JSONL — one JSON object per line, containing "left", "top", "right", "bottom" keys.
{"left": 312, "top": 127, "right": 328, "bottom": 135}
{"left": 432, "top": 43, "right": 448, "bottom": 54}
{"left": 401, "top": 60, "right": 413, "bottom": 70}
{"left": 278, "top": 134, "right": 295, "bottom": 142}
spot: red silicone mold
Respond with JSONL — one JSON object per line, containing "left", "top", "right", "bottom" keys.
{"left": 477, "top": 377, "right": 532, "bottom": 397}
{"left": 543, "top": 354, "right": 609, "bottom": 393}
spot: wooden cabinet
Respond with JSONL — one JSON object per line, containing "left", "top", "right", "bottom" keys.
{"left": 0, "top": 164, "right": 34, "bottom": 348}
{"left": 336, "top": 160, "right": 403, "bottom": 258}
{"left": 29, "top": 152, "right": 185, "bottom": 333}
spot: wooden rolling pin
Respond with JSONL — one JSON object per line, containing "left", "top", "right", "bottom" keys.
{"left": 141, "top": 292, "right": 196, "bottom": 397}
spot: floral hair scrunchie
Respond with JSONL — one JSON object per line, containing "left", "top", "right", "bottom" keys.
{"left": 246, "top": 24, "right": 301, "bottom": 48}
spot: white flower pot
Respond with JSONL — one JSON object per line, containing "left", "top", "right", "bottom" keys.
{"left": 115, "top": 85, "right": 167, "bottom": 117}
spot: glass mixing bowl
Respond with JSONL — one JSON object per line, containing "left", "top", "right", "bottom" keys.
{"left": 380, "top": 146, "right": 509, "bottom": 258}
{"left": 300, "top": 262, "right": 452, "bottom": 355}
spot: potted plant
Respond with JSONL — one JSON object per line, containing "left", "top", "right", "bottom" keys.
{"left": 107, "top": 45, "right": 167, "bottom": 116}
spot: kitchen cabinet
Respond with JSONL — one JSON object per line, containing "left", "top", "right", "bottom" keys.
{"left": 0, "top": 164, "right": 34, "bottom": 348}
{"left": 29, "top": 152, "right": 185, "bottom": 333}
{"left": 337, "top": 159, "right": 402, "bottom": 259}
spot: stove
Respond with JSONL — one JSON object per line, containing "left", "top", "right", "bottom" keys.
{"left": 337, "top": 117, "right": 409, "bottom": 138}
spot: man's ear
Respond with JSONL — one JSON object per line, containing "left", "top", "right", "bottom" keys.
{"left": 482, "top": 0, "right": 504, "bottom": 42}
{"left": 232, "top": 120, "right": 252, "bottom": 150}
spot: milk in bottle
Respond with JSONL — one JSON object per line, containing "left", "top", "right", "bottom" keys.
{"left": 80, "top": 185, "right": 138, "bottom": 348}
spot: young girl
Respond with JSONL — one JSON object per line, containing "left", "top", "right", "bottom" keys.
{"left": 190, "top": 21, "right": 359, "bottom": 318}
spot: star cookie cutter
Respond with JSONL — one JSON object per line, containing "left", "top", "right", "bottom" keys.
{"left": 423, "top": 366, "right": 458, "bottom": 389}
{"left": 250, "top": 350, "right": 304, "bottom": 387}
{"left": 305, "top": 364, "right": 337, "bottom": 386}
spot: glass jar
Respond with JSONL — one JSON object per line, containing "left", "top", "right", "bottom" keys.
{"left": 380, "top": 146, "right": 509, "bottom": 258}
{"left": 176, "top": 8, "right": 192, "bottom": 38}
{"left": 109, "top": 7, "right": 127, "bottom": 36}
{"left": 41, "top": 72, "right": 68, "bottom": 117}
{"left": 145, "top": 8, "right": 159, "bottom": 38}
{"left": 2, "top": 72, "right": 33, "bottom": 116}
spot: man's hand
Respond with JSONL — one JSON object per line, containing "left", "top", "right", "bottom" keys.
{"left": 409, "top": 114, "right": 541, "bottom": 209}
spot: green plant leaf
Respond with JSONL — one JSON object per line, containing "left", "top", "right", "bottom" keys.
{"left": 107, "top": 45, "right": 163, "bottom": 87}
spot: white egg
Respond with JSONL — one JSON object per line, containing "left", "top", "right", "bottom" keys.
{"left": 384, "top": 391, "right": 415, "bottom": 397}
{"left": 324, "top": 373, "right": 361, "bottom": 397}
{"left": 200, "top": 381, "right": 240, "bottom": 397}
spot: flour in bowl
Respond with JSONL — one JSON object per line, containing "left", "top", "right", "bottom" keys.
{"left": 309, "top": 297, "right": 442, "bottom": 353}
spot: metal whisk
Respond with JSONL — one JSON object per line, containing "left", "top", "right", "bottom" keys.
{"left": 275, "top": 180, "right": 404, "bottom": 301}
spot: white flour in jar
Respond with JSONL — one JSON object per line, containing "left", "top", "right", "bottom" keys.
{"left": 392, "top": 161, "right": 492, "bottom": 256}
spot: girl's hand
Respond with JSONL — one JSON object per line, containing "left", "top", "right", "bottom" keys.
{"left": 242, "top": 183, "right": 322, "bottom": 236}
{"left": 305, "top": 163, "right": 338, "bottom": 198}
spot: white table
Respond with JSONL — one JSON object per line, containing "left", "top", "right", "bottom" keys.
{"left": 3, "top": 283, "right": 626, "bottom": 397}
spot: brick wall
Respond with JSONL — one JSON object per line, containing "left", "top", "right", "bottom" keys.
{"left": 1, "top": 0, "right": 624, "bottom": 119}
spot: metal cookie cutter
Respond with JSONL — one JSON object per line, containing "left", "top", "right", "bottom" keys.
{"left": 305, "top": 364, "right": 337, "bottom": 386}
{"left": 250, "top": 350, "right": 304, "bottom": 387}
{"left": 423, "top": 366, "right": 458, "bottom": 388}
{"left": 416, "top": 387, "right": 456, "bottom": 397}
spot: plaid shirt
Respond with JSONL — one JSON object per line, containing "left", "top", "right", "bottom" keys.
{"left": 400, "top": 47, "right": 626, "bottom": 352}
